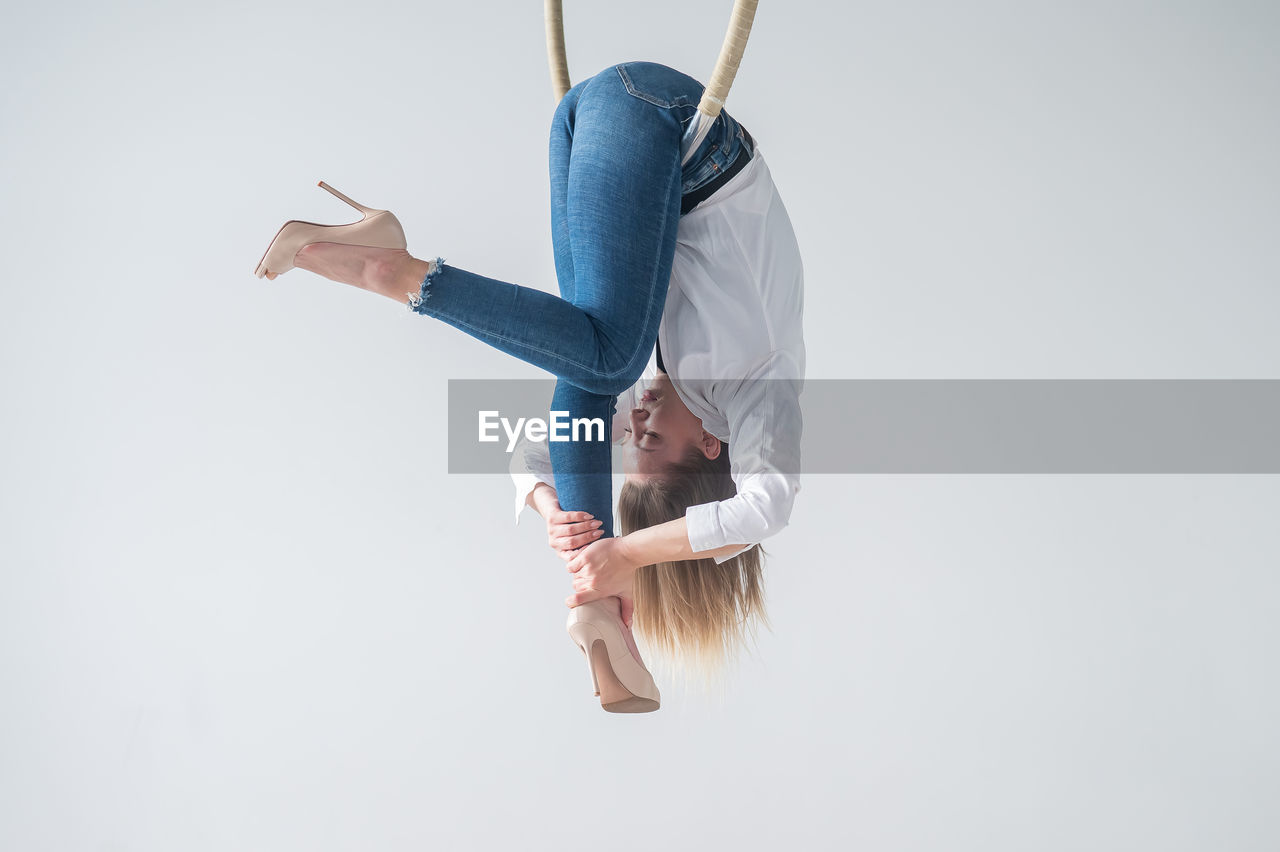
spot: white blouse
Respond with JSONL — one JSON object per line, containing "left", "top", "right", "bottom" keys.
{"left": 510, "top": 144, "right": 805, "bottom": 562}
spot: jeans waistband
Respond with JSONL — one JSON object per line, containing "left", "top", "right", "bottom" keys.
{"left": 680, "top": 123, "right": 755, "bottom": 215}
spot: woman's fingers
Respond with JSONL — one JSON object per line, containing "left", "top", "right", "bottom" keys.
{"left": 553, "top": 529, "right": 604, "bottom": 551}
{"left": 550, "top": 510, "right": 594, "bottom": 526}
{"left": 571, "top": 571, "right": 600, "bottom": 592}
{"left": 547, "top": 517, "right": 604, "bottom": 555}
{"left": 547, "top": 519, "right": 601, "bottom": 541}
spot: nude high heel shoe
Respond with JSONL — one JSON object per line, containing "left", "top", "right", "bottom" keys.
{"left": 253, "top": 181, "right": 407, "bottom": 278}
{"left": 566, "top": 599, "right": 661, "bottom": 713}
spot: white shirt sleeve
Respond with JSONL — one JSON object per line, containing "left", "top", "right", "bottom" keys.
{"left": 684, "top": 352, "right": 803, "bottom": 562}
{"left": 508, "top": 382, "right": 640, "bottom": 525}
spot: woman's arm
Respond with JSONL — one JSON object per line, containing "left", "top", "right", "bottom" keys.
{"left": 564, "top": 517, "right": 749, "bottom": 606}
{"left": 619, "top": 515, "right": 750, "bottom": 564}
{"left": 683, "top": 353, "right": 804, "bottom": 556}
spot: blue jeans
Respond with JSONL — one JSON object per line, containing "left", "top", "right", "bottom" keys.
{"left": 407, "top": 61, "right": 754, "bottom": 537}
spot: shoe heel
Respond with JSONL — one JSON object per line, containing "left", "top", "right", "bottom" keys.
{"left": 317, "top": 180, "right": 381, "bottom": 216}
{"left": 567, "top": 622, "right": 603, "bottom": 696}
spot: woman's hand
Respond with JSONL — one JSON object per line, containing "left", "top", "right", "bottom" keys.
{"left": 547, "top": 510, "right": 604, "bottom": 558}
{"left": 531, "top": 483, "right": 605, "bottom": 559}
{"left": 565, "top": 536, "right": 640, "bottom": 608}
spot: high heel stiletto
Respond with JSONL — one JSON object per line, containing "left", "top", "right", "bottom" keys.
{"left": 253, "top": 181, "right": 407, "bottom": 279}
{"left": 566, "top": 599, "right": 661, "bottom": 713}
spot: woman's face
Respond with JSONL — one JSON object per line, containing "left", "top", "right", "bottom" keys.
{"left": 621, "top": 371, "right": 719, "bottom": 480}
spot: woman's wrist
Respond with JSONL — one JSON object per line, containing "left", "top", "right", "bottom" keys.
{"left": 616, "top": 532, "right": 647, "bottom": 567}
{"left": 530, "top": 482, "right": 558, "bottom": 518}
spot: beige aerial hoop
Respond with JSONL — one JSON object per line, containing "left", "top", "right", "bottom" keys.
{"left": 544, "top": 0, "right": 760, "bottom": 165}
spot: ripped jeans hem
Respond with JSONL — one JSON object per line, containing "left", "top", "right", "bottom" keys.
{"left": 405, "top": 257, "right": 446, "bottom": 314}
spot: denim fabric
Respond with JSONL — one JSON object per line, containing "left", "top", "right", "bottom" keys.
{"left": 614, "top": 62, "right": 756, "bottom": 204}
{"left": 408, "top": 62, "right": 751, "bottom": 537}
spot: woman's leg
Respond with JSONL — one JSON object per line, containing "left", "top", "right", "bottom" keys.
{"left": 543, "top": 79, "right": 620, "bottom": 536}
{"left": 547, "top": 380, "right": 618, "bottom": 535}
{"left": 293, "top": 65, "right": 688, "bottom": 537}
{"left": 402, "top": 67, "right": 684, "bottom": 398}
{"left": 547, "top": 80, "right": 581, "bottom": 306}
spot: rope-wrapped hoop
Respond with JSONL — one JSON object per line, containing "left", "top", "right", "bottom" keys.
{"left": 544, "top": 0, "right": 760, "bottom": 121}
{"left": 545, "top": 0, "right": 572, "bottom": 105}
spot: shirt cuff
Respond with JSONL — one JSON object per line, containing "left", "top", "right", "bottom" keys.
{"left": 685, "top": 500, "right": 724, "bottom": 552}
{"left": 712, "top": 544, "right": 752, "bottom": 565}
{"left": 512, "top": 472, "right": 546, "bottom": 526}
{"left": 687, "top": 502, "right": 755, "bottom": 564}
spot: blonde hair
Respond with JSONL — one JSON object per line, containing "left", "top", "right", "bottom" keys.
{"left": 618, "top": 443, "right": 771, "bottom": 689}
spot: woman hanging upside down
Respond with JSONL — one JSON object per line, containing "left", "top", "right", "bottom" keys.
{"left": 254, "top": 61, "right": 804, "bottom": 707}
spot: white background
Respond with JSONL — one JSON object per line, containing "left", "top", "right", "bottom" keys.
{"left": 2, "top": 1, "right": 1278, "bottom": 849}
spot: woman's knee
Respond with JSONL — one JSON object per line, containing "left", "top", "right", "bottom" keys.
{"left": 593, "top": 355, "right": 649, "bottom": 398}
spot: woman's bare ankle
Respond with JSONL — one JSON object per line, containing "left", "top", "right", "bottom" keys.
{"left": 384, "top": 255, "right": 436, "bottom": 306}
